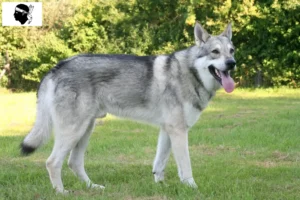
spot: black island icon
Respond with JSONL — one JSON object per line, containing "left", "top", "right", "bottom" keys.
{"left": 14, "top": 4, "right": 34, "bottom": 25}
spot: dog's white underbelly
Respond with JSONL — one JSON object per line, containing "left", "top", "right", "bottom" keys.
{"left": 100, "top": 102, "right": 201, "bottom": 128}
{"left": 105, "top": 105, "right": 164, "bottom": 125}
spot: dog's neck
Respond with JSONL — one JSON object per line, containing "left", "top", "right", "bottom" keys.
{"left": 173, "top": 46, "right": 220, "bottom": 94}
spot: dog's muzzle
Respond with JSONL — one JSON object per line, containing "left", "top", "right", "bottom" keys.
{"left": 208, "top": 62, "right": 235, "bottom": 93}
{"left": 225, "top": 59, "right": 236, "bottom": 71}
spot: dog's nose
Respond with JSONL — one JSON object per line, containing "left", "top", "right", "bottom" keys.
{"left": 225, "top": 59, "right": 236, "bottom": 70}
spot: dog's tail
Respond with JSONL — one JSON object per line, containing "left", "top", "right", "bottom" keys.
{"left": 21, "top": 78, "right": 54, "bottom": 156}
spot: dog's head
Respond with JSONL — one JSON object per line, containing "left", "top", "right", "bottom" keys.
{"left": 193, "top": 22, "right": 236, "bottom": 93}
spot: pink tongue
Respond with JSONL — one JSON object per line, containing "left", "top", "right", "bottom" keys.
{"left": 220, "top": 72, "right": 235, "bottom": 93}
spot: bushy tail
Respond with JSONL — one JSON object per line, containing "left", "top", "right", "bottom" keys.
{"left": 21, "top": 79, "right": 53, "bottom": 156}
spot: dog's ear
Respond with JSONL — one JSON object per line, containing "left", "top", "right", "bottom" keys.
{"left": 221, "top": 23, "right": 232, "bottom": 40}
{"left": 194, "top": 21, "right": 210, "bottom": 46}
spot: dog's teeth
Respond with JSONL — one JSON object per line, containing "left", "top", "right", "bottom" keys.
{"left": 215, "top": 69, "right": 221, "bottom": 78}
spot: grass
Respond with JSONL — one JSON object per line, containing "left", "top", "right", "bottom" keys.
{"left": 1, "top": 88, "right": 300, "bottom": 199}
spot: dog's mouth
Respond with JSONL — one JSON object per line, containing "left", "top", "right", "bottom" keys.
{"left": 208, "top": 65, "right": 235, "bottom": 93}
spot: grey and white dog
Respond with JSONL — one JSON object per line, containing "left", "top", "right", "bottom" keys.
{"left": 21, "top": 22, "right": 236, "bottom": 193}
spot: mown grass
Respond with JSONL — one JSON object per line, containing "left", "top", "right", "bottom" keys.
{"left": 1, "top": 88, "right": 300, "bottom": 200}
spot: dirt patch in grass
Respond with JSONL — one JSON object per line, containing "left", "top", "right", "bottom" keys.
{"left": 125, "top": 196, "right": 168, "bottom": 200}
{"left": 190, "top": 144, "right": 237, "bottom": 156}
{"left": 255, "top": 161, "right": 278, "bottom": 168}
{"left": 253, "top": 151, "right": 300, "bottom": 168}
{"left": 111, "top": 129, "right": 145, "bottom": 134}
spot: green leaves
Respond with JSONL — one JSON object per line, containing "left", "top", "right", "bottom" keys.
{"left": 0, "top": 0, "right": 299, "bottom": 90}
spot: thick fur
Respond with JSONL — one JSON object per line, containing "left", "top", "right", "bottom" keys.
{"left": 21, "top": 22, "right": 236, "bottom": 193}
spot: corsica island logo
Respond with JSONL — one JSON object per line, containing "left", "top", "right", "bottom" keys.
{"left": 2, "top": 2, "right": 42, "bottom": 26}
{"left": 14, "top": 4, "right": 34, "bottom": 25}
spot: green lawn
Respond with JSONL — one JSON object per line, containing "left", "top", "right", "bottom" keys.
{"left": 1, "top": 88, "right": 300, "bottom": 200}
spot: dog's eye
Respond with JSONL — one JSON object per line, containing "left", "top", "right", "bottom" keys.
{"left": 230, "top": 48, "right": 235, "bottom": 54}
{"left": 211, "top": 49, "right": 220, "bottom": 54}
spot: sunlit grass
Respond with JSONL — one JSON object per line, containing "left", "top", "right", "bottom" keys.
{"left": 2, "top": 88, "right": 298, "bottom": 136}
{"left": 226, "top": 87, "right": 300, "bottom": 98}
{"left": 0, "top": 91, "right": 36, "bottom": 136}
{"left": 0, "top": 90, "right": 117, "bottom": 136}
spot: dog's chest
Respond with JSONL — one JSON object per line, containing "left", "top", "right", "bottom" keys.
{"left": 183, "top": 103, "right": 201, "bottom": 128}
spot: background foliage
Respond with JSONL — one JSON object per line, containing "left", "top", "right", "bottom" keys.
{"left": 0, "top": 0, "right": 299, "bottom": 90}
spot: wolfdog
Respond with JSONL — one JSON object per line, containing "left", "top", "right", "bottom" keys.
{"left": 21, "top": 22, "right": 236, "bottom": 193}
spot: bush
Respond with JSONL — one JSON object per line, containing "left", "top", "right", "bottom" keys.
{"left": 0, "top": 0, "right": 299, "bottom": 90}
{"left": 9, "top": 33, "right": 73, "bottom": 91}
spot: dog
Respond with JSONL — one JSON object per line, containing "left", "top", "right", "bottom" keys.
{"left": 21, "top": 22, "right": 236, "bottom": 193}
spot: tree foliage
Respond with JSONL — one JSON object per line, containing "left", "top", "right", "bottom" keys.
{"left": 0, "top": 0, "right": 299, "bottom": 90}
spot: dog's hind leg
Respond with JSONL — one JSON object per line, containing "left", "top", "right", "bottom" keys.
{"left": 46, "top": 117, "right": 93, "bottom": 194}
{"left": 68, "top": 119, "right": 105, "bottom": 190}
{"left": 152, "top": 128, "right": 171, "bottom": 182}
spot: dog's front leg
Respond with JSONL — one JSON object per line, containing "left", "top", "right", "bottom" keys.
{"left": 164, "top": 124, "right": 198, "bottom": 188}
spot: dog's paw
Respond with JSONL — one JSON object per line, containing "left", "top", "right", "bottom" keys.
{"left": 55, "top": 188, "right": 70, "bottom": 195}
{"left": 182, "top": 177, "right": 198, "bottom": 189}
{"left": 153, "top": 171, "right": 164, "bottom": 182}
{"left": 87, "top": 181, "right": 105, "bottom": 190}
{"left": 90, "top": 183, "right": 105, "bottom": 190}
